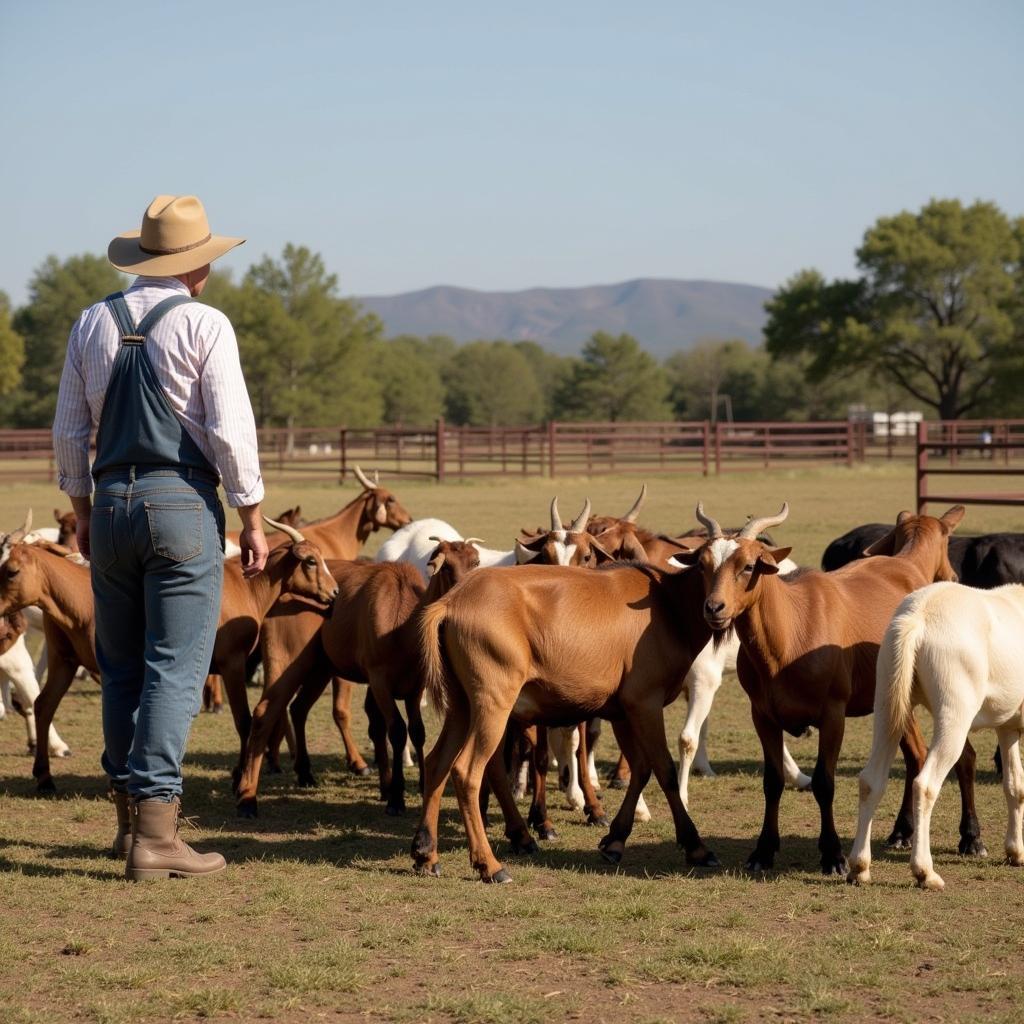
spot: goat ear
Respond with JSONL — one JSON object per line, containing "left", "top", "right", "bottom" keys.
{"left": 589, "top": 538, "right": 615, "bottom": 564}
{"left": 53, "top": 509, "right": 62, "bottom": 523}
{"left": 863, "top": 529, "right": 896, "bottom": 557}
{"left": 374, "top": 503, "right": 387, "bottom": 525}
{"left": 426, "top": 551, "right": 445, "bottom": 577}
{"left": 667, "top": 548, "right": 701, "bottom": 568}
{"left": 755, "top": 547, "right": 791, "bottom": 575}
{"left": 515, "top": 540, "right": 540, "bottom": 564}
{"left": 940, "top": 504, "right": 966, "bottom": 532}
{"left": 896, "top": 510, "right": 915, "bottom": 525}
{"left": 623, "top": 534, "right": 649, "bottom": 563}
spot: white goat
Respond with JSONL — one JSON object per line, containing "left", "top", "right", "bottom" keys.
{"left": 848, "top": 582, "right": 1024, "bottom": 891}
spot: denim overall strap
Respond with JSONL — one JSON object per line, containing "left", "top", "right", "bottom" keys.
{"left": 91, "top": 292, "right": 218, "bottom": 480}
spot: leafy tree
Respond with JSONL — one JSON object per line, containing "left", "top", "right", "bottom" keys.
{"left": 227, "top": 245, "right": 384, "bottom": 435}
{"left": 0, "top": 292, "right": 25, "bottom": 408}
{"left": 555, "top": 331, "right": 670, "bottom": 421}
{"left": 11, "top": 254, "right": 124, "bottom": 426}
{"left": 373, "top": 336, "right": 446, "bottom": 425}
{"left": 513, "top": 340, "right": 577, "bottom": 420}
{"left": 443, "top": 341, "right": 545, "bottom": 426}
{"left": 765, "top": 199, "right": 1023, "bottom": 420}
{"left": 666, "top": 339, "right": 766, "bottom": 422}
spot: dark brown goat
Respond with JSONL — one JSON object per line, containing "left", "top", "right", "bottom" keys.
{"left": 236, "top": 540, "right": 482, "bottom": 817}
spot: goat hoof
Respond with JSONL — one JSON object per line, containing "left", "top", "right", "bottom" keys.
{"left": 386, "top": 803, "right": 406, "bottom": 817}
{"left": 26, "top": 742, "right": 36, "bottom": 755}
{"left": 959, "top": 836, "right": 987, "bottom": 857}
{"left": 35, "top": 776, "right": 57, "bottom": 796}
{"left": 236, "top": 798, "right": 258, "bottom": 819}
{"left": 745, "top": 852, "right": 774, "bottom": 873}
{"left": 687, "top": 847, "right": 720, "bottom": 868}
{"left": 598, "top": 836, "right": 624, "bottom": 864}
{"left": 212, "top": 705, "right": 224, "bottom": 715}
{"left": 885, "top": 831, "right": 912, "bottom": 850}
{"left": 295, "top": 773, "right": 318, "bottom": 789}
{"left": 586, "top": 814, "right": 608, "bottom": 828}
{"left": 350, "top": 764, "right": 372, "bottom": 777}
{"left": 599, "top": 847, "right": 622, "bottom": 866}
{"left": 54, "top": 748, "right": 72, "bottom": 759}
{"left": 508, "top": 835, "right": 538, "bottom": 857}
{"left": 415, "top": 861, "right": 441, "bottom": 878}
{"left": 822, "top": 855, "right": 849, "bottom": 876}
{"left": 608, "top": 777, "right": 629, "bottom": 790}
{"left": 484, "top": 867, "right": 513, "bottom": 884}
{"left": 536, "top": 825, "right": 557, "bottom": 841}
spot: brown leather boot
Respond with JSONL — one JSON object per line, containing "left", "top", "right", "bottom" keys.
{"left": 110, "top": 791, "right": 132, "bottom": 859}
{"left": 125, "top": 797, "right": 226, "bottom": 881}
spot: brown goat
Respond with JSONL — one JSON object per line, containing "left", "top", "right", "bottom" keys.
{"left": 413, "top": 560, "right": 721, "bottom": 882}
{"left": 53, "top": 509, "right": 79, "bottom": 552}
{"left": 0, "top": 528, "right": 339, "bottom": 793}
{"left": 0, "top": 610, "right": 27, "bottom": 656}
{"left": 676, "top": 502, "right": 982, "bottom": 875}
{"left": 235, "top": 540, "right": 481, "bottom": 817}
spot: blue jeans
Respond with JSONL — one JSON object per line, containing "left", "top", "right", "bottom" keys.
{"left": 91, "top": 468, "right": 225, "bottom": 800}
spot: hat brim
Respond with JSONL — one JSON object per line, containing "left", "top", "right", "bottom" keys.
{"left": 107, "top": 231, "right": 245, "bottom": 276}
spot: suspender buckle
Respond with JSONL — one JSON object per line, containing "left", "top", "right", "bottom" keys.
{"left": 121, "top": 334, "right": 145, "bottom": 345}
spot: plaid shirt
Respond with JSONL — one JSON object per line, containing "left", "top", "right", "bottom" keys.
{"left": 52, "top": 276, "right": 264, "bottom": 507}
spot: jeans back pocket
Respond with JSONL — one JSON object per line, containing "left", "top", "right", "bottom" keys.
{"left": 89, "top": 506, "right": 118, "bottom": 572}
{"left": 145, "top": 501, "right": 203, "bottom": 563}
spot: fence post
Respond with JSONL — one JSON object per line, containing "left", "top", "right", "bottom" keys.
{"left": 916, "top": 420, "right": 928, "bottom": 513}
{"left": 338, "top": 429, "right": 347, "bottom": 484}
{"left": 548, "top": 420, "right": 557, "bottom": 478}
{"left": 714, "top": 422, "right": 723, "bottom": 475}
{"left": 846, "top": 420, "right": 854, "bottom": 468}
{"left": 950, "top": 421, "right": 958, "bottom": 468}
{"left": 435, "top": 417, "right": 445, "bottom": 483}
{"left": 702, "top": 420, "right": 709, "bottom": 476}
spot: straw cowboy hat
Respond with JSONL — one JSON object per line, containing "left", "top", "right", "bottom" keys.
{"left": 107, "top": 195, "right": 244, "bottom": 276}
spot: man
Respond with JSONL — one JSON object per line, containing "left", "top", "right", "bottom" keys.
{"left": 53, "top": 195, "right": 268, "bottom": 880}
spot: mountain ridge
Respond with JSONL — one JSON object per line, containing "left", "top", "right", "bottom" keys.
{"left": 356, "top": 277, "right": 774, "bottom": 357}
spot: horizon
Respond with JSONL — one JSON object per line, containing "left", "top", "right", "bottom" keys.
{"left": 3, "top": 2, "right": 1022, "bottom": 308}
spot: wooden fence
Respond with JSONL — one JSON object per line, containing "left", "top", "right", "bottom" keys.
{"left": 7, "top": 419, "right": 1023, "bottom": 486}
{"left": 916, "top": 420, "right": 1024, "bottom": 513}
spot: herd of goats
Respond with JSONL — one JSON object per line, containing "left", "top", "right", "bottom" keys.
{"left": 2, "top": 465, "right": 1024, "bottom": 893}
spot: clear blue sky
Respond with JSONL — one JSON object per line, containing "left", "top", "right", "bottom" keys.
{"left": 2, "top": 1, "right": 1021, "bottom": 306}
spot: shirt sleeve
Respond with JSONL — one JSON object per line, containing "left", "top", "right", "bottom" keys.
{"left": 199, "top": 314, "right": 265, "bottom": 508}
{"left": 52, "top": 317, "right": 94, "bottom": 497}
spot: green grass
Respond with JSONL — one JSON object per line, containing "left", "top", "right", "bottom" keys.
{"left": 1, "top": 464, "right": 1024, "bottom": 1022}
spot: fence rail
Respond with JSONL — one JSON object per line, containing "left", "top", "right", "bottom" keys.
{"left": 916, "top": 420, "right": 1024, "bottom": 512}
{"left": 6, "top": 419, "right": 1024, "bottom": 487}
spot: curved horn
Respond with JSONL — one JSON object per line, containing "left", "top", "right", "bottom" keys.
{"left": 569, "top": 498, "right": 592, "bottom": 534}
{"left": 263, "top": 515, "right": 305, "bottom": 545}
{"left": 353, "top": 465, "right": 375, "bottom": 490}
{"left": 623, "top": 484, "right": 647, "bottom": 523}
{"left": 22, "top": 509, "right": 33, "bottom": 536}
{"left": 373, "top": 469, "right": 380, "bottom": 485}
{"left": 739, "top": 502, "right": 790, "bottom": 540}
{"left": 694, "top": 502, "right": 723, "bottom": 540}
{"left": 549, "top": 497, "right": 562, "bottom": 532}
{"left": 463, "top": 537, "right": 484, "bottom": 545}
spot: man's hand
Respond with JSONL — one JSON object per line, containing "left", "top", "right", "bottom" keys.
{"left": 239, "top": 525, "right": 269, "bottom": 578}
{"left": 236, "top": 503, "right": 268, "bottom": 578}
{"left": 70, "top": 496, "right": 92, "bottom": 560}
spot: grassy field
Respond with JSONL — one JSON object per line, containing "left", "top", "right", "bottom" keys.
{"left": 2, "top": 464, "right": 1024, "bottom": 1024}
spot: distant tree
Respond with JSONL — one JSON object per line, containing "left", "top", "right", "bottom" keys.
{"left": 555, "top": 331, "right": 670, "bottom": 421}
{"left": 443, "top": 341, "right": 545, "bottom": 426}
{"left": 374, "top": 336, "right": 445, "bottom": 425}
{"left": 513, "top": 340, "right": 577, "bottom": 420}
{"left": 666, "top": 339, "right": 765, "bottom": 422}
{"left": 228, "top": 245, "right": 384, "bottom": 436}
{"left": 11, "top": 254, "right": 124, "bottom": 426}
{"left": 765, "top": 199, "right": 1024, "bottom": 420}
{"left": 0, "top": 292, "right": 25, "bottom": 409}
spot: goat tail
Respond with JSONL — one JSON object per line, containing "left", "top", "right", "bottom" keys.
{"left": 420, "top": 599, "right": 453, "bottom": 714}
{"left": 879, "top": 601, "right": 926, "bottom": 740}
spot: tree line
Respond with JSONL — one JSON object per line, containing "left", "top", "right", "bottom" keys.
{"left": 1, "top": 199, "right": 1020, "bottom": 430}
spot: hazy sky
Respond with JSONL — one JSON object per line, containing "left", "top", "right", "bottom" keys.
{"left": 2, "top": 1, "right": 1021, "bottom": 306}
